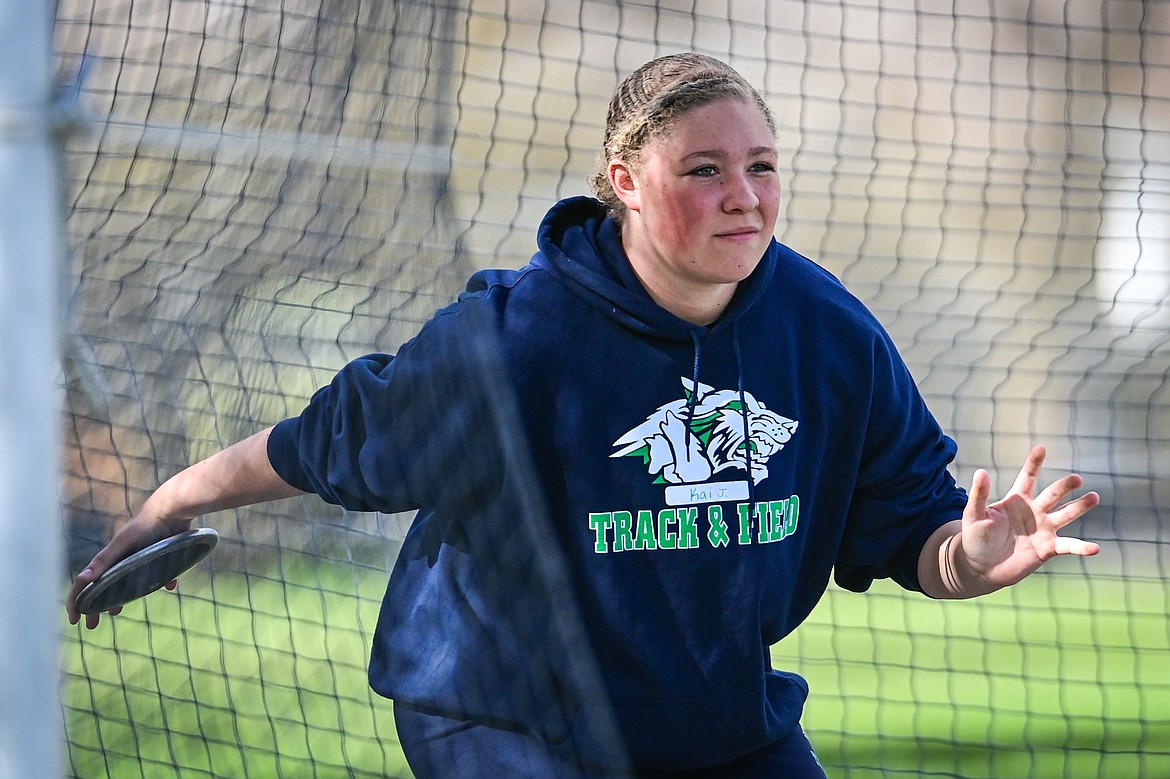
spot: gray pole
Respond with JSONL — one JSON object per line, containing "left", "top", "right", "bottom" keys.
{"left": 0, "top": 0, "right": 64, "bottom": 776}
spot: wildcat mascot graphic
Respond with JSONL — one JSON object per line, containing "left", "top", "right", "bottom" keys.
{"left": 611, "top": 378, "right": 798, "bottom": 486}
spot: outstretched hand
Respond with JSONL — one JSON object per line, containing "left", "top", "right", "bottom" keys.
{"left": 922, "top": 445, "right": 1102, "bottom": 599}
{"left": 957, "top": 445, "right": 1101, "bottom": 593}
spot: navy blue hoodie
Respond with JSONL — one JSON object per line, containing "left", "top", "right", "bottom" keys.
{"left": 267, "top": 196, "right": 968, "bottom": 770}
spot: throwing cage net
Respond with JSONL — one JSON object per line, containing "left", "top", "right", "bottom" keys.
{"left": 55, "top": 1, "right": 1168, "bottom": 777}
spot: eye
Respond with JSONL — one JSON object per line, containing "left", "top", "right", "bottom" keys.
{"left": 750, "top": 161, "right": 776, "bottom": 174}
{"left": 688, "top": 164, "right": 718, "bottom": 177}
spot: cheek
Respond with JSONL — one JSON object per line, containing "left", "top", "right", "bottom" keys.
{"left": 678, "top": 189, "right": 721, "bottom": 223}
{"left": 760, "top": 178, "right": 781, "bottom": 206}
{"left": 655, "top": 219, "right": 694, "bottom": 255}
{"left": 650, "top": 188, "right": 706, "bottom": 242}
{"left": 759, "top": 184, "right": 782, "bottom": 226}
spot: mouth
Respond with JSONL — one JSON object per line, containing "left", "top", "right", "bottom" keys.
{"left": 715, "top": 227, "right": 761, "bottom": 242}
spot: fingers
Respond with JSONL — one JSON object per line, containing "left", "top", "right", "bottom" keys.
{"left": 66, "top": 540, "right": 129, "bottom": 626}
{"left": 1008, "top": 444, "right": 1047, "bottom": 497}
{"left": 1028, "top": 457, "right": 1101, "bottom": 531}
{"left": 67, "top": 516, "right": 168, "bottom": 628}
{"left": 961, "top": 470, "right": 996, "bottom": 544}
{"left": 1034, "top": 472, "right": 1084, "bottom": 510}
{"left": 66, "top": 544, "right": 125, "bottom": 626}
{"left": 965, "top": 468, "right": 991, "bottom": 518}
{"left": 1054, "top": 535, "right": 1101, "bottom": 557}
{"left": 80, "top": 604, "right": 122, "bottom": 630}
{"left": 1005, "top": 445, "right": 1100, "bottom": 530}
{"left": 66, "top": 569, "right": 97, "bottom": 626}
{"left": 1047, "top": 490, "right": 1102, "bottom": 531}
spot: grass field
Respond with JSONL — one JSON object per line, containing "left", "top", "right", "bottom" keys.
{"left": 775, "top": 573, "right": 1170, "bottom": 778}
{"left": 61, "top": 558, "right": 1169, "bottom": 778}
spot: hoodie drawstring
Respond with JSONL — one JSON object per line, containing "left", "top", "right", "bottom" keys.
{"left": 689, "top": 325, "right": 757, "bottom": 539}
{"left": 732, "top": 322, "right": 757, "bottom": 538}
{"left": 685, "top": 331, "right": 702, "bottom": 449}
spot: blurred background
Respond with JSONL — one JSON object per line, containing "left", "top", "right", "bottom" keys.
{"left": 51, "top": 1, "right": 1167, "bottom": 777}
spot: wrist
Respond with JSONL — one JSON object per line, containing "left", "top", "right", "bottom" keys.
{"left": 940, "top": 532, "right": 1000, "bottom": 599}
{"left": 919, "top": 520, "right": 998, "bottom": 600}
{"left": 138, "top": 478, "right": 198, "bottom": 530}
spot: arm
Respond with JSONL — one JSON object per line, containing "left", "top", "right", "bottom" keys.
{"left": 917, "top": 445, "right": 1101, "bottom": 599}
{"left": 67, "top": 426, "right": 306, "bottom": 628}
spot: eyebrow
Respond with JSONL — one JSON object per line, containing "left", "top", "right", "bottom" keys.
{"left": 681, "top": 146, "right": 778, "bottom": 161}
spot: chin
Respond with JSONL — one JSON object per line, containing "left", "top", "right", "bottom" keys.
{"left": 725, "top": 255, "right": 765, "bottom": 283}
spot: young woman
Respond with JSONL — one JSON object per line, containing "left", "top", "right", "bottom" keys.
{"left": 68, "top": 53, "right": 1100, "bottom": 777}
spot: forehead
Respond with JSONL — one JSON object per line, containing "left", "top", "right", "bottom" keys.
{"left": 650, "top": 98, "right": 775, "bottom": 154}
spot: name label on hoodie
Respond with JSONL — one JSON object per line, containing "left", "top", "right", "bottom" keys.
{"left": 664, "top": 480, "right": 749, "bottom": 506}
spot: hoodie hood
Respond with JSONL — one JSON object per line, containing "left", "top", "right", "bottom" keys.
{"left": 534, "top": 196, "right": 778, "bottom": 342}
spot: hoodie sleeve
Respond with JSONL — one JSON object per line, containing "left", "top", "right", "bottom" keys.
{"left": 832, "top": 326, "right": 969, "bottom": 594}
{"left": 266, "top": 305, "right": 508, "bottom": 515}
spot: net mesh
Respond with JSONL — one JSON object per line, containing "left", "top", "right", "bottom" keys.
{"left": 54, "top": 1, "right": 1169, "bottom": 777}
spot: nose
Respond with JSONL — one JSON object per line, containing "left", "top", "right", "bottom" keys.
{"left": 723, "top": 173, "right": 759, "bottom": 213}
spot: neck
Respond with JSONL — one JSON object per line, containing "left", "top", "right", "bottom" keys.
{"left": 620, "top": 233, "right": 737, "bottom": 327}
{"left": 639, "top": 277, "right": 736, "bottom": 326}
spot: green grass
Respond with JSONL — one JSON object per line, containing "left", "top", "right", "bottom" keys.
{"left": 775, "top": 574, "right": 1170, "bottom": 777}
{"left": 62, "top": 564, "right": 1169, "bottom": 778}
{"left": 62, "top": 558, "right": 408, "bottom": 779}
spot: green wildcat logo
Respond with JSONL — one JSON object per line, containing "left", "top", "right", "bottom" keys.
{"left": 611, "top": 378, "right": 798, "bottom": 486}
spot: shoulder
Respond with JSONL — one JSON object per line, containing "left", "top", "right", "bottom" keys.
{"left": 402, "top": 261, "right": 571, "bottom": 370}
{"left": 768, "top": 242, "right": 889, "bottom": 339}
{"left": 459, "top": 264, "right": 545, "bottom": 301}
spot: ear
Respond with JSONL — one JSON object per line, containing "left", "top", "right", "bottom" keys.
{"left": 608, "top": 160, "right": 641, "bottom": 213}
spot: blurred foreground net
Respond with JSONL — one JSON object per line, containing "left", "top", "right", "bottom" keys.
{"left": 55, "top": 1, "right": 1169, "bottom": 776}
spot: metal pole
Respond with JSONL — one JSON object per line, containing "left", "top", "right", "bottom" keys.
{"left": 0, "top": 0, "right": 64, "bottom": 776}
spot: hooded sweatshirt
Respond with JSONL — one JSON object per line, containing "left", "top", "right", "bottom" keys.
{"left": 267, "top": 196, "right": 968, "bottom": 770}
